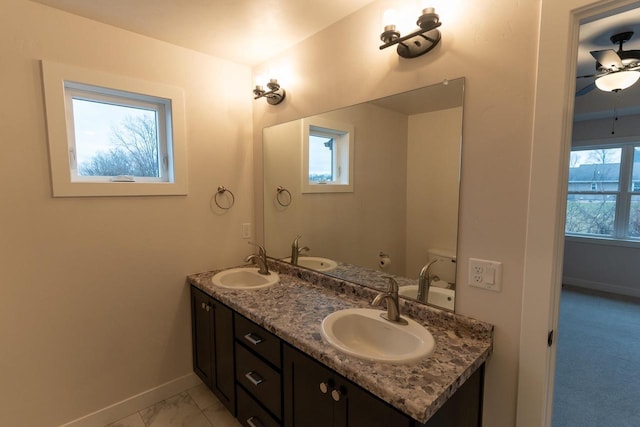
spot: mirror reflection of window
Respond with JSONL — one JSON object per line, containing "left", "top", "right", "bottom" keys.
{"left": 301, "top": 119, "right": 354, "bottom": 193}
{"left": 308, "top": 133, "right": 334, "bottom": 183}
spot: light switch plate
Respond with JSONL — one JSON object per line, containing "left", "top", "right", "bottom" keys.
{"left": 468, "top": 258, "right": 502, "bottom": 292}
{"left": 241, "top": 223, "right": 251, "bottom": 239}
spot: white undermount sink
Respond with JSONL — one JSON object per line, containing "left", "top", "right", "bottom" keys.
{"left": 320, "top": 308, "right": 435, "bottom": 364}
{"left": 211, "top": 267, "right": 279, "bottom": 290}
{"left": 284, "top": 256, "right": 338, "bottom": 272}
{"left": 398, "top": 286, "right": 455, "bottom": 311}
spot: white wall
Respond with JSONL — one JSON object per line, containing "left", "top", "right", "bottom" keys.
{"left": 0, "top": 1, "right": 252, "bottom": 425}
{"left": 253, "top": 0, "right": 539, "bottom": 425}
{"left": 405, "top": 107, "right": 462, "bottom": 278}
{"left": 563, "top": 238, "right": 640, "bottom": 297}
{"left": 263, "top": 103, "right": 407, "bottom": 272}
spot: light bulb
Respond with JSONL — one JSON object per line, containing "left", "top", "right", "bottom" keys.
{"left": 382, "top": 8, "right": 398, "bottom": 29}
{"left": 595, "top": 71, "right": 640, "bottom": 92}
{"left": 254, "top": 75, "right": 267, "bottom": 90}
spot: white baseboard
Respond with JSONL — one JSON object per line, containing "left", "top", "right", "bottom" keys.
{"left": 563, "top": 276, "right": 640, "bottom": 299}
{"left": 59, "top": 373, "right": 201, "bottom": 427}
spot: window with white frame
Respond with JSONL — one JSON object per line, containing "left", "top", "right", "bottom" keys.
{"left": 41, "top": 61, "right": 187, "bottom": 197}
{"left": 566, "top": 144, "right": 640, "bottom": 240}
{"left": 301, "top": 118, "right": 354, "bottom": 193}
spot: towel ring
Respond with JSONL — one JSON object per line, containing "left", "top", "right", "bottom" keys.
{"left": 215, "top": 186, "right": 235, "bottom": 210}
{"left": 276, "top": 186, "right": 292, "bottom": 207}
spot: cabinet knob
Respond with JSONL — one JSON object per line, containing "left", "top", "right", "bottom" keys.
{"left": 331, "top": 389, "right": 342, "bottom": 402}
{"left": 319, "top": 382, "right": 328, "bottom": 394}
{"left": 201, "top": 302, "right": 206, "bottom": 310}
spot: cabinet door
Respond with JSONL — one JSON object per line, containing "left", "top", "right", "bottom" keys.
{"left": 190, "top": 287, "right": 236, "bottom": 415}
{"left": 191, "top": 287, "right": 213, "bottom": 387}
{"left": 283, "top": 345, "right": 412, "bottom": 427}
{"left": 283, "top": 345, "right": 335, "bottom": 427}
{"left": 338, "top": 378, "right": 412, "bottom": 427}
{"left": 211, "top": 298, "right": 236, "bottom": 414}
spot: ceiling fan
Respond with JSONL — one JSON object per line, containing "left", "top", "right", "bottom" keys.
{"left": 576, "top": 31, "right": 640, "bottom": 96}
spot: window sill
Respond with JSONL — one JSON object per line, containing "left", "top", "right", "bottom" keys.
{"left": 565, "top": 235, "right": 640, "bottom": 249}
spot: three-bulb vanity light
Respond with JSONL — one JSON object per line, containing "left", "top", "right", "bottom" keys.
{"left": 253, "top": 78, "right": 286, "bottom": 105}
{"left": 380, "top": 7, "right": 442, "bottom": 58}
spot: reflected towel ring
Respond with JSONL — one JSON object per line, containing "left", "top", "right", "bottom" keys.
{"left": 276, "top": 186, "right": 292, "bottom": 207}
{"left": 215, "top": 186, "right": 235, "bottom": 210}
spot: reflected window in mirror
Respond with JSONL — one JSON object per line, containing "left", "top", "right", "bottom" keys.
{"left": 263, "top": 78, "right": 465, "bottom": 312}
{"left": 302, "top": 118, "right": 354, "bottom": 193}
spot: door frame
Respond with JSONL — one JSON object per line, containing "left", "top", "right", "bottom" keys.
{"left": 518, "top": 0, "right": 640, "bottom": 426}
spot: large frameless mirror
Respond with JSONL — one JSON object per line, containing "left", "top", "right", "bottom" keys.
{"left": 263, "top": 78, "right": 464, "bottom": 311}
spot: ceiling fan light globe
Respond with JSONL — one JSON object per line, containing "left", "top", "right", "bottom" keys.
{"left": 595, "top": 70, "right": 640, "bottom": 92}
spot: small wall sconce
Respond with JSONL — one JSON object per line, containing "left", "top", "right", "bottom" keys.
{"left": 253, "top": 79, "right": 286, "bottom": 105}
{"left": 380, "top": 7, "right": 441, "bottom": 58}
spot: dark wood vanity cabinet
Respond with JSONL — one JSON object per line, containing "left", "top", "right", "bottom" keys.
{"left": 190, "top": 285, "right": 484, "bottom": 427}
{"left": 234, "top": 313, "right": 283, "bottom": 426}
{"left": 283, "top": 344, "right": 412, "bottom": 427}
{"left": 190, "top": 287, "right": 235, "bottom": 414}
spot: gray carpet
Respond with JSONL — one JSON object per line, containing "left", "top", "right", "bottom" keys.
{"left": 552, "top": 287, "right": 640, "bottom": 427}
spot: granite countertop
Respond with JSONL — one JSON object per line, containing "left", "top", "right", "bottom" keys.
{"left": 187, "top": 261, "right": 493, "bottom": 424}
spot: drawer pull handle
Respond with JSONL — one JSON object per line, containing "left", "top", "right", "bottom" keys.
{"left": 319, "top": 382, "right": 328, "bottom": 394}
{"left": 244, "top": 332, "right": 264, "bottom": 346}
{"left": 246, "top": 416, "right": 264, "bottom": 427}
{"left": 245, "top": 371, "right": 265, "bottom": 386}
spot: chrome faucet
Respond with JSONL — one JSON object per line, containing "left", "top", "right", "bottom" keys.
{"left": 244, "top": 242, "right": 269, "bottom": 275}
{"left": 371, "top": 276, "right": 408, "bottom": 325}
{"left": 290, "top": 235, "right": 310, "bottom": 265}
{"left": 417, "top": 259, "right": 438, "bottom": 303}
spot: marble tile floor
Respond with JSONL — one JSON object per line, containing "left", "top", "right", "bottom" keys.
{"left": 105, "top": 383, "right": 242, "bottom": 427}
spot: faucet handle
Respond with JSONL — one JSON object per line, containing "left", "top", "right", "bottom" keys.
{"left": 382, "top": 275, "right": 399, "bottom": 294}
{"left": 248, "top": 241, "right": 266, "bottom": 256}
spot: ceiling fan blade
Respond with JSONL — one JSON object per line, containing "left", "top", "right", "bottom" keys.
{"left": 576, "top": 82, "right": 596, "bottom": 96}
{"left": 576, "top": 73, "right": 601, "bottom": 79}
{"left": 590, "top": 49, "right": 623, "bottom": 69}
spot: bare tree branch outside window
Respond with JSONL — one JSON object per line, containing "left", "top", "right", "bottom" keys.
{"left": 78, "top": 115, "right": 159, "bottom": 177}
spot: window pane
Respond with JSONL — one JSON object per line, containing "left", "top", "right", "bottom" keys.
{"left": 632, "top": 147, "right": 640, "bottom": 192}
{"left": 629, "top": 195, "right": 640, "bottom": 238}
{"left": 565, "top": 194, "right": 616, "bottom": 236}
{"left": 568, "top": 148, "right": 621, "bottom": 192}
{"left": 72, "top": 98, "right": 160, "bottom": 177}
{"left": 308, "top": 134, "right": 333, "bottom": 183}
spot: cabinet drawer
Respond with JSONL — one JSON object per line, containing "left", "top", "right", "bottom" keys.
{"left": 235, "top": 313, "right": 281, "bottom": 368}
{"left": 236, "top": 343, "right": 282, "bottom": 419}
{"left": 237, "top": 386, "right": 281, "bottom": 427}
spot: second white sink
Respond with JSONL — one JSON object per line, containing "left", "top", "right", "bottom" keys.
{"left": 211, "top": 267, "right": 279, "bottom": 290}
{"left": 284, "top": 256, "right": 338, "bottom": 272}
{"left": 320, "top": 308, "right": 435, "bottom": 364}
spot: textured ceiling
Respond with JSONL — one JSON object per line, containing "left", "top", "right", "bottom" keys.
{"left": 29, "top": 0, "right": 377, "bottom": 66}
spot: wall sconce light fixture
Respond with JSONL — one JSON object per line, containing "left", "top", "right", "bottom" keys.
{"left": 253, "top": 79, "right": 286, "bottom": 105}
{"left": 380, "top": 7, "right": 441, "bottom": 58}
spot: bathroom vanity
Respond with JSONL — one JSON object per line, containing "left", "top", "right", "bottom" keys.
{"left": 188, "top": 260, "right": 493, "bottom": 426}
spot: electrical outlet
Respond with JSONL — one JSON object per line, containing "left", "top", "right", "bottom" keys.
{"left": 468, "top": 258, "right": 502, "bottom": 292}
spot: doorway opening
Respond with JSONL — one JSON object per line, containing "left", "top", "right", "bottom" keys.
{"left": 552, "top": 5, "right": 640, "bottom": 426}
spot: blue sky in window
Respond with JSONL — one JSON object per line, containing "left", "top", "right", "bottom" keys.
{"left": 71, "top": 99, "right": 154, "bottom": 166}
{"left": 308, "top": 134, "right": 332, "bottom": 176}
{"left": 570, "top": 148, "right": 621, "bottom": 167}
